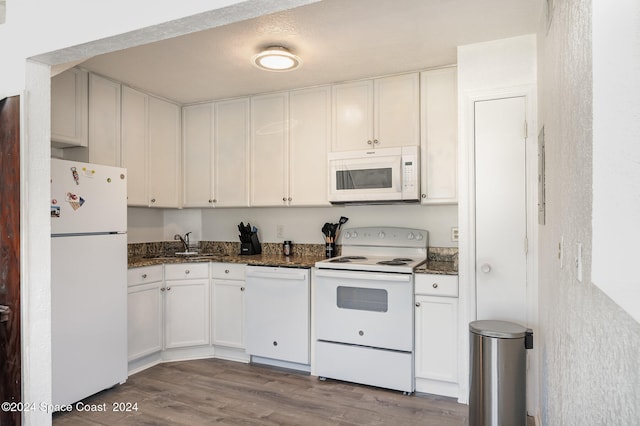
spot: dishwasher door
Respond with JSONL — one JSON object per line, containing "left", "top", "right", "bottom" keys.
{"left": 245, "top": 266, "right": 310, "bottom": 364}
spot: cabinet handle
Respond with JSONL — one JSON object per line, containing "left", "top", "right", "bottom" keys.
{"left": 421, "top": 194, "right": 427, "bottom": 199}
{"left": 288, "top": 197, "right": 292, "bottom": 202}
{"left": 208, "top": 199, "right": 214, "bottom": 203}
{"left": 432, "top": 283, "right": 438, "bottom": 289}
{"left": 273, "top": 341, "right": 278, "bottom": 346}
{"left": 415, "top": 302, "right": 420, "bottom": 307}
{"left": 225, "top": 269, "right": 230, "bottom": 274}
{"left": 166, "top": 287, "right": 171, "bottom": 291}
{"left": 161, "top": 287, "right": 166, "bottom": 292}
{"left": 141, "top": 273, "right": 147, "bottom": 279}
{"left": 240, "top": 287, "right": 245, "bottom": 291}
{"left": 151, "top": 198, "right": 156, "bottom": 203}
{"left": 282, "top": 197, "right": 287, "bottom": 202}
{"left": 367, "top": 140, "right": 373, "bottom": 145}
{"left": 481, "top": 264, "right": 492, "bottom": 273}
{"left": 373, "top": 139, "right": 379, "bottom": 145}
{"left": 185, "top": 270, "right": 190, "bottom": 274}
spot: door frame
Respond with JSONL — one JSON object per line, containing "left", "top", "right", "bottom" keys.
{"left": 457, "top": 84, "right": 539, "bottom": 413}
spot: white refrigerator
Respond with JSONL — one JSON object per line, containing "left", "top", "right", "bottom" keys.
{"left": 51, "top": 158, "right": 128, "bottom": 406}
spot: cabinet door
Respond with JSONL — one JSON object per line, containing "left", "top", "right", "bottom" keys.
{"left": 182, "top": 103, "right": 214, "bottom": 207}
{"left": 250, "top": 93, "right": 289, "bottom": 206}
{"left": 211, "top": 279, "right": 245, "bottom": 348}
{"left": 51, "top": 68, "right": 88, "bottom": 147}
{"left": 214, "top": 98, "right": 250, "bottom": 207}
{"left": 374, "top": 73, "right": 420, "bottom": 148}
{"left": 332, "top": 80, "right": 373, "bottom": 151}
{"left": 420, "top": 67, "right": 457, "bottom": 204}
{"left": 164, "top": 280, "right": 210, "bottom": 349}
{"left": 88, "top": 74, "right": 121, "bottom": 166}
{"left": 127, "top": 281, "right": 163, "bottom": 361}
{"left": 148, "top": 96, "right": 181, "bottom": 208}
{"left": 289, "top": 87, "right": 331, "bottom": 206}
{"left": 414, "top": 295, "right": 458, "bottom": 383}
{"left": 121, "top": 86, "right": 148, "bottom": 206}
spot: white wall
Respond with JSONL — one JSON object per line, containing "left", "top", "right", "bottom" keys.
{"left": 538, "top": 0, "right": 640, "bottom": 424}
{"left": 591, "top": 0, "right": 640, "bottom": 322}
{"left": 127, "top": 204, "right": 459, "bottom": 247}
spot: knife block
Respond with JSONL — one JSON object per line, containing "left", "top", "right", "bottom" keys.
{"left": 240, "top": 233, "right": 262, "bottom": 255}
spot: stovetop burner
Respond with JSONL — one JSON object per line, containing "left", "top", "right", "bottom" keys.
{"left": 377, "top": 260, "right": 409, "bottom": 266}
{"left": 329, "top": 256, "right": 367, "bottom": 263}
{"left": 393, "top": 258, "right": 414, "bottom": 262}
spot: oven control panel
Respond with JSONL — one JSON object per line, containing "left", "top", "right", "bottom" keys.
{"left": 340, "top": 227, "right": 428, "bottom": 248}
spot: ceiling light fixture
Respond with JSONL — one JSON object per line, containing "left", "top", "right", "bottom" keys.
{"left": 252, "top": 46, "right": 302, "bottom": 72}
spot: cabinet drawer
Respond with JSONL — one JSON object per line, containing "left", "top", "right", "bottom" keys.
{"left": 210, "top": 262, "right": 246, "bottom": 280}
{"left": 128, "top": 265, "right": 163, "bottom": 286}
{"left": 415, "top": 274, "right": 458, "bottom": 297}
{"left": 164, "top": 263, "right": 209, "bottom": 280}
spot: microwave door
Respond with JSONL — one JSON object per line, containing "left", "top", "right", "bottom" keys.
{"left": 330, "top": 156, "right": 401, "bottom": 202}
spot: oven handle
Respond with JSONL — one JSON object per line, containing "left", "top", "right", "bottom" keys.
{"left": 315, "top": 269, "right": 412, "bottom": 282}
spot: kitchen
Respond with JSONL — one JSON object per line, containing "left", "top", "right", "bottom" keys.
{"left": 2, "top": 0, "right": 640, "bottom": 425}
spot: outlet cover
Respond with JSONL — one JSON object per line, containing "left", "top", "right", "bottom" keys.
{"left": 276, "top": 225, "right": 284, "bottom": 239}
{"left": 451, "top": 227, "right": 459, "bottom": 242}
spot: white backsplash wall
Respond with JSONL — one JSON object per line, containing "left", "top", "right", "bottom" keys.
{"left": 127, "top": 204, "right": 458, "bottom": 247}
{"left": 201, "top": 204, "right": 458, "bottom": 247}
{"left": 127, "top": 207, "right": 164, "bottom": 243}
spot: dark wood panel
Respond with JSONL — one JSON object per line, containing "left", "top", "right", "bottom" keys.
{"left": 53, "top": 359, "right": 469, "bottom": 425}
{"left": 0, "top": 95, "right": 21, "bottom": 426}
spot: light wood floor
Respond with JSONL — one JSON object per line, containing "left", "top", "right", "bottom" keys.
{"left": 53, "top": 358, "right": 470, "bottom": 425}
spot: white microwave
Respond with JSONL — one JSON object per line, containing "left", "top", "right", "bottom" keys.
{"left": 328, "top": 146, "right": 419, "bottom": 204}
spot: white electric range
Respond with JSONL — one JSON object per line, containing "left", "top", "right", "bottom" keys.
{"left": 314, "top": 226, "right": 428, "bottom": 394}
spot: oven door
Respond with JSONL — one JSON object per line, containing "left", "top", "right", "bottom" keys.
{"left": 314, "top": 269, "right": 413, "bottom": 352}
{"left": 328, "top": 154, "right": 402, "bottom": 203}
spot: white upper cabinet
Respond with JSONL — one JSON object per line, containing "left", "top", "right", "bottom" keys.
{"left": 122, "top": 86, "right": 181, "bottom": 208}
{"left": 251, "top": 88, "right": 331, "bottom": 207}
{"left": 182, "top": 102, "right": 214, "bottom": 208}
{"left": 420, "top": 67, "right": 458, "bottom": 204}
{"left": 182, "top": 98, "right": 250, "bottom": 208}
{"left": 288, "top": 86, "right": 331, "bottom": 206}
{"left": 121, "top": 86, "right": 148, "bottom": 206}
{"left": 148, "top": 96, "right": 181, "bottom": 208}
{"left": 214, "top": 98, "right": 250, "bottom": 207}
{"left": 51, "top": 68, "right": 88, "bottom": 148}
{"left": 332, "top": 73, "right": 419, "bottom": 151}
{"left": 250, "top": 92, "right": 289, "bottom": 206}
{"left": 88, "top": 73, "right": 121, "bottom": 166}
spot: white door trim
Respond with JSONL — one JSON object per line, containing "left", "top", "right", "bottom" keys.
{"left": 457, "top": 84, "right": 539, "bottom": 416}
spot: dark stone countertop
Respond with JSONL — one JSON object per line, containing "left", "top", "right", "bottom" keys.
{"left": 415, "top": 261, "right": 458, "bottom": 276}
{"left": 130, "top": 254, "right": 457, "bottom": 275}
{"left": 128, "top": 253, "right": 326, "bottom": 269}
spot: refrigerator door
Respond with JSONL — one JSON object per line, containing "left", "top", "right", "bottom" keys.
{"left": 51, "top": 233, "right": 127, "bottom": 406}
{"left": 51, "top": 159, "right": 127, "bottom": 234}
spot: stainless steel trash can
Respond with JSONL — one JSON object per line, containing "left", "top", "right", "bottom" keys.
{"left": 469, "top": 320, "right": 533, "bottom": 426}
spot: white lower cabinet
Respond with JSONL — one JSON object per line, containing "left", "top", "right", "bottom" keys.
{"left": 164, "top": 263, "right": 210, "bottom": 349}
{"left": 211, "top": 263, "right": 246, "bottom": 348}
{"left": 414, "top": 274, "right": 459, "bottom": 398}
{"left": 127, "top": 265, "right": 164, "bottom": 361}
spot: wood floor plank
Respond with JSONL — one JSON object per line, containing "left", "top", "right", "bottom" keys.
{"left": 54, "top": 358, "right": 469, "bottom": 425}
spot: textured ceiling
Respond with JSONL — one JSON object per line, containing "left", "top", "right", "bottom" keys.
{"left": 79, "top": 0, "right": 543, "bottom": 104}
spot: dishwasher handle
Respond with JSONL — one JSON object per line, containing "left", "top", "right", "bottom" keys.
{"left": 246, "top": 269, "right": 308, "bottom": 281}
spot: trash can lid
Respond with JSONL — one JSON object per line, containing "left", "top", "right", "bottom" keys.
{"left": 469, "top": 320, "right": 528, "bottom": 339}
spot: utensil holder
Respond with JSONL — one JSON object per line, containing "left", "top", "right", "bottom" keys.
{"left": 325, "top": 242, "right": 336, "bottom": 258}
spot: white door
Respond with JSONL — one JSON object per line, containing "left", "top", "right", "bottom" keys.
{"left": 474, "top": 97, "right": 528, "bottom": 323}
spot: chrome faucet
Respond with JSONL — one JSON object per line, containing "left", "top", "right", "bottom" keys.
{"left": 174, "top": 232, "right": 191, "bottom": 253}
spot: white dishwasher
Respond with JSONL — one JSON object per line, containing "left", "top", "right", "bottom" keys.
{"left": 245, "top": 266, "right": 310, "bottom": 365}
